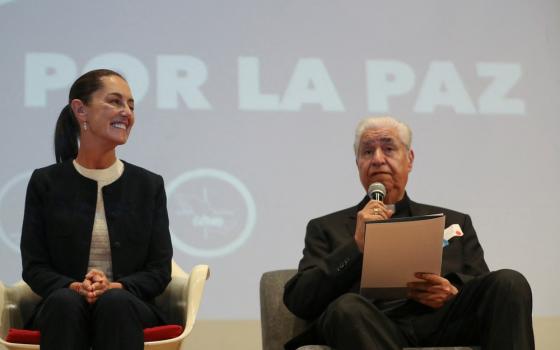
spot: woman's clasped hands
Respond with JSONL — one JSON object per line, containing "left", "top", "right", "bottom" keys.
{"left": 69, "top": 269, "right": 120, "bottom": 303}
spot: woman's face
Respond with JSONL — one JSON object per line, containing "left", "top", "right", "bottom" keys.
{"left": 77, "top": 75, "right": 135, "bottom": 148}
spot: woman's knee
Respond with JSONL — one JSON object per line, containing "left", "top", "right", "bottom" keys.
{"left": 92, "top": 288, "right": 147, "bottom": 324}
{"left": 91, "top": 288, "right": 156, "bottom": 344}
{"left": 94, "top": 288, "right": 134, "bottom": 311}
{"left": 42, "top": 288, "right": 87, "bottom": 313}
{"left": 35, "top": 288, "right": 89, "bottom": 328}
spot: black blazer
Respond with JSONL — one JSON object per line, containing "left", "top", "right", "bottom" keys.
{"left": 283, "top": 194, "right": 489, "bottom": 348}
{"left": 20, "top": 160, "right": 172, "bottom": 303}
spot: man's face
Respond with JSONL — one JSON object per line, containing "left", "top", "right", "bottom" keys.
{"left": 356, "top": 127, "right": 414, "bottom": 204}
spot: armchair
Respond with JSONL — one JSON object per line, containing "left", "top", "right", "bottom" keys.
{"left": 0, "top": 261, "right": 209, "bottom": 350}
{"left": 260, "top": 269, "right": 479, "bottom": 350}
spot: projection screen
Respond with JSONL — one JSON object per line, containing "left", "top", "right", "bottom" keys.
{"left": 0, "top": 0, "right": 559, "bottom": 321}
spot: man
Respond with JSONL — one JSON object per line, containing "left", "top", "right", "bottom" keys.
{"left": 283, "top": 116, "right": 534, "bottom": 349}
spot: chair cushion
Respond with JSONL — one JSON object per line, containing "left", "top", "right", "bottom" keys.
{"left": 5, "top": 325, "right": 183, "bottom": 344}
{"left": 143, "top": 325, "right": 184, "bottom": 342}
{"left": 5, "top": 328, "right": 40, "bottom": 344}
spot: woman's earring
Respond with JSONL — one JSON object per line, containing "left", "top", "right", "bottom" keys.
{"left": 83, "top": 122, "right": 88, "bottom": 131}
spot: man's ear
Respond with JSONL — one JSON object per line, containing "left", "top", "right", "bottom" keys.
{"left": 407, "top": 148, "right": 415, "bottom": 172}
{"left": 70, "top": 99, "right": 87, "bottom": 123}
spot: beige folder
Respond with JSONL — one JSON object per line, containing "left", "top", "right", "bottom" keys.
{"left": 360, "top": 214, "right": 445, "bottom": 299}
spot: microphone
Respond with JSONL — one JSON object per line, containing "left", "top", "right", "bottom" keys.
{"left": 368, "top": 182, "right": 386, "bottom": 202}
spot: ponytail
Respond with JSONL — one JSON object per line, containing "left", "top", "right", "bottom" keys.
{"left": 54, "top": 104, "right": 79, "bottom": 163}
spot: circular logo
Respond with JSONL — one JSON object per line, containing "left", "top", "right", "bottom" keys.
{"left": 0, "top": 171, "right": 32, "bottom": 253}
{"left": 166, "top": 168, "right": 256, "bottom": 258}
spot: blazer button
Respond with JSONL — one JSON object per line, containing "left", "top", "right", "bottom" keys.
{"left": 113, "top": 241, "right": 121, "bottom": 248}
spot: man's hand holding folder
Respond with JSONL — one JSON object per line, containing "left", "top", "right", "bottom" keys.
{"left": 407, "top": 272, "right": 459, "bottom": 308}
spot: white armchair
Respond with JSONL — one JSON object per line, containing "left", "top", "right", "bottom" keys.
{"left": 0, "top": 261, "right": 210, "bottom": 350}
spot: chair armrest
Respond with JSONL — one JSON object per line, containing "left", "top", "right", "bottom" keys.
{"left": 145, "top": 264, "right": 209, "bottom": 347}
{"left": 155, "top": 276, "right": 189, "bottom": 326}
{"left": 0, "top": 280, "right": 7, "bottom": 339}
{"left": 183, "top": 265, "right": 210, "bottom": 337}
{"left": 8, "top": 282, "right": 41, "bottom": 329}
{"left": 0, "top": 280, "right": 42, "bottom": 342}
{"left": 9, "top": 282, "right": 41, "bottom": 305}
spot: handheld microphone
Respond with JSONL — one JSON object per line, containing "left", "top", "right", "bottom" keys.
{"left": 368, "top": 182, "right": 386, "bottom": 202}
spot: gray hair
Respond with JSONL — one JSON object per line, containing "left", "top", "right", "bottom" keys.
{"left": 353, "top": 116, "right": 413, "bottom": 156}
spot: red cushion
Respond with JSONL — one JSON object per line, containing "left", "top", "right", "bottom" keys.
{"left": 143, "top": 325, "right": 183, "bottom": 342}
{"left": 5, "top": 328, "right": 40, "bottom": 344}
{"left": 6, "top": 325, "right": 183, "bottom": 344}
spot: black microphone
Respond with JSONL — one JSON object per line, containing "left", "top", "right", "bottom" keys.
{"left": 368, "top": 182, "right": 386, "bottom": 202}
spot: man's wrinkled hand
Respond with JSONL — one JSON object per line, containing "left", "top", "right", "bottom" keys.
{"left": 407, "top": 273, "right": 458, "bottom": 309}
{"left": 354, "top": 200, "right": 393, "bottom": 252}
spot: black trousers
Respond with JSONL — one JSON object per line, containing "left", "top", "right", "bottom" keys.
{"left": 31, "top": 288, "right": 163, "bottom": 350}
{"left": 316, "top": 269, "right": 534, "bottom": 350}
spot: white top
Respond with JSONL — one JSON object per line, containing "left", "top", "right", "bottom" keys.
{"left": 73, "top": 159, "right": 124, "bottom": 281}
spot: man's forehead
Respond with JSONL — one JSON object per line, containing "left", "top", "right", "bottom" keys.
{"left": 359, "top": 128, "right": 400, "bottom": 144}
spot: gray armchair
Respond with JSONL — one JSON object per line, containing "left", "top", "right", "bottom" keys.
{"left": 260, "top": 269, "right": 479, "bottom": 350}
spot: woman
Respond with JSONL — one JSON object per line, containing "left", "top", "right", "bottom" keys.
{"left": 20, "top": 69, "right": 173, "bottom": 350}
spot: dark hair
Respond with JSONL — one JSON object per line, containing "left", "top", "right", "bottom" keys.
{"left": 54, "top": 69, "right": 126, "bottom": 163}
